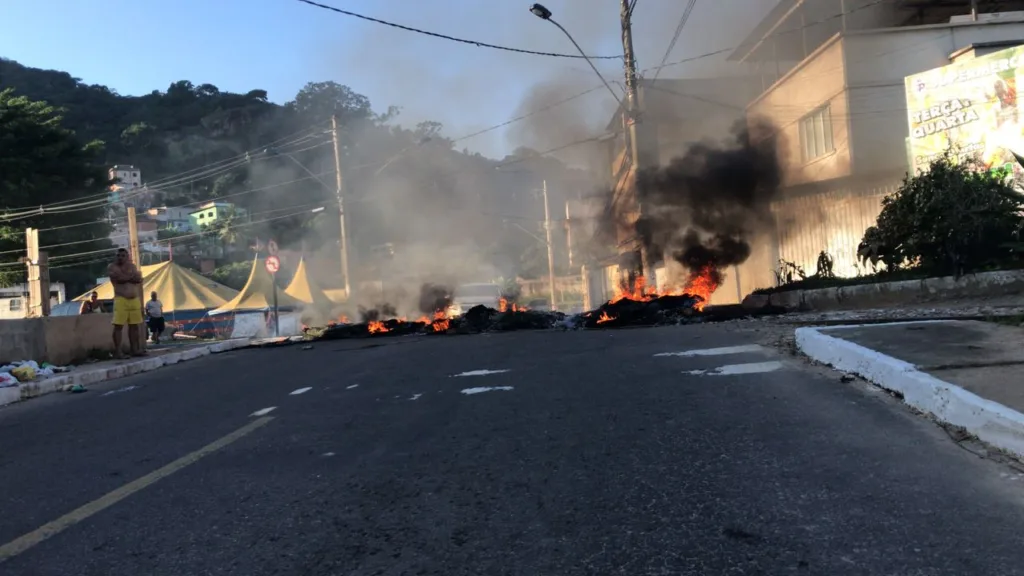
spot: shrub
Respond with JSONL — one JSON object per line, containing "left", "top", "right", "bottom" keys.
{"left": 857, "top": 152, "right": 1024, "bottom": 276}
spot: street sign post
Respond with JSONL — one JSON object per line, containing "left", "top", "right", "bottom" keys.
{"left": 265, "top": 254, "right": 280, "bottom": 336}
{"left": 267, "top": 240, "right": 279, "bottom": 257}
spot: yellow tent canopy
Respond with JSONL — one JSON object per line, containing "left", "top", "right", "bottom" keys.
{"left": 210, "top": 256, "right": 303, "bottom": 314}
{"left": 284, "top": 257, "right": 334, "bottom": 310}
{"left": 75, "top": 261, "right": 238, "bottom": 313}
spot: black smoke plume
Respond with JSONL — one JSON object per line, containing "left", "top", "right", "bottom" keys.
{"left": 418, "top": 283, "right": 452, "bottom": 314}
{"left": 358, "top": 303, "right": 398, "bottom": 322}
{"left": 634, "top": 117, "right": 781, "bottom": 279}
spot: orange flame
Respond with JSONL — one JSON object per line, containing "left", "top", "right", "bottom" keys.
{"left": 604, "top": 267, "right": 720, "bottom": 311}
{"left": 368, "top": 320, "right": 389, "bottom": 334}
{"left": 499, "top": 297, "right": 527, "bottom": 312}
{"left": 610, "top": 275, "right": 649, "bottom": 303}
{"left": 683, "top": 266, "right": 720, "bottom": 311}
{"left": 597, "top": 311, "right": 615, "bottom": 324}
{"left": 431, "top": 310, "right": 450, "bottom": 332}
{"left": 337, "top": 314, "right": 350, "bottom": 324}
{"left": 415, "top": 315, "right": 430, "bottom": 324}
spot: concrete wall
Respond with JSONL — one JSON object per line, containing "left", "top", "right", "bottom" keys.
{"left": 844, "top": 21, "right": 1024, "bottom": 177}
{"left": 746, "top": 269, "right": 1024, "bottom": 312}
{"left": 749, "top": 36, "right": 852, "bottom": 187}
{"left": 0, "top": 314, "right": 114, "bottom": 366}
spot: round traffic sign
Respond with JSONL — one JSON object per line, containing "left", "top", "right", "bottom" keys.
{"left": 266, "top": 240, "right": 279, "bottom": 256}
{"left": 265, "top": 255, "right": 280, "bottom": 274}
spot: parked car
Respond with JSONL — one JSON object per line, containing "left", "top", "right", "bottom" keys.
{"left": 446, "top": 283, "right": 503, "bottom": 317}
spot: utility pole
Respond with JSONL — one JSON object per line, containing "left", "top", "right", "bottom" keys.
{"left": 127, "top": 207, "right": 146, "bottom": 350}
{"left": 564, "top": 200, "right": 574, "bottom": 269}
{"left": 331, "top": 115, "right": 352, "bottom": 299}
{"left": 22, "top": 228, "right": 50, "bottom": 317}
{"left": 542, "top": 180, "right": 557, "bottom": 311}
{"left": 619, "top": 0, "right": 655, "bottom": 289}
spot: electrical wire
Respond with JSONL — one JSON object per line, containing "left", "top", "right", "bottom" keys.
{"left": 652, "top": 0, "right": 696, "bottom": 82}
{"left": 646, "top": 0, "right": 889, "bottom": 77}
{"left": 0, "top": 204, "right": 335, "bottom": 269}
{"left": 0, "top": 121, "right": 333, "bottom": 218}
{"left": 294, "top": 0, "right": 622, "bottom": 60}
{"left": 450, "top": 86, "right": 606, "bottom": 144}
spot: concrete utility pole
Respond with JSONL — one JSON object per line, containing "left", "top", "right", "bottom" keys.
{"left": 22, "top": 228, "right": 50, "bottom": 317}
{"left": 127, "top": 207, "right": 146, "bottom": 350}
{"left": 331, "top": 115, "right": 352, "bottom": 299}
{"left": 619, "top": 0, "right": 654, "bottom": 288}
{"left": 542, "top": 180, "right": 558, "bottom": 311}
{"left": 564, "top": 200, "right": 574, "bottom": 269}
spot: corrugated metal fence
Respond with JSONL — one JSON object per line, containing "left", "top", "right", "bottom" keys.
{"left": 772, "top": 179, "right": 900, "bottom": 279}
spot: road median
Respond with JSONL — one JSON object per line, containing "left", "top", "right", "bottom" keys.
{"left": 796, "top": 320, "right": 1024, "bottom": 459}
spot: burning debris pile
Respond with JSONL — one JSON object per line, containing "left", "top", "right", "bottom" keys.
{"left": 315, "top": 304, "right": 565, "bottom": 340}
{"left": 311, "top": 277, "right": 784, "bottom": 341}
{"left": 309, "top": 119, "right": 789, "bottom": 341}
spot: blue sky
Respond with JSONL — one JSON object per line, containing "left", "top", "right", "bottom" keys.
{"left": 0, "top": 0, "right": 774, "bottom": 158}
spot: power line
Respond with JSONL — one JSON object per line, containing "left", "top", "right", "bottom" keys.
{"left": 0, "top": 122, "right": 333, "bottom": 219}
{"left": 450, "top": 86, "right": 606, "bottom": 144}
{"left": 0, "top": 205, "right": 334, "bottom": 269}
{"left": 646, "top": 0, "right": 889, "bottom": 77}
{"left": 652, "top": 0, "right": 696, "bottom": 83}
{"left": 294, "top": 0, "right": 622, "bottom": 60}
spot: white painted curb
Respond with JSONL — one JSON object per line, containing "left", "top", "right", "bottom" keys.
{"left": 796, "top": 324, "right": 1024, "bottom": 459}
{"left": 0, "top": 338, "right": 253, "bottom": 409}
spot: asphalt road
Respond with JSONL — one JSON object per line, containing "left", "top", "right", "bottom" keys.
{"left": 3, "top": 324, "right": 1024, "bottom": 575}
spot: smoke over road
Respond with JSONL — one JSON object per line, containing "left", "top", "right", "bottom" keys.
{"left": 634, "top": 117, "right": 782, "bottom": 286}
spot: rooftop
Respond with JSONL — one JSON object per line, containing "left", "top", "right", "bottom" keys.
{"left": 730, "top": 0, "right": 1024, "bottom": 63}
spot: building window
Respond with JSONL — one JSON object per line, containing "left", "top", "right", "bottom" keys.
{"left": 799, "top": 105, "right": 834, "bottom": 162}
{"left": 9, "top": 298, "right": 22, "bottom": 312}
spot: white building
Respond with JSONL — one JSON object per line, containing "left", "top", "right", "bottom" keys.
{"left": 146, "top": 206, "right": 192, "bottom": 232}
{"left": 109, "top": 164, "right": 142, "bottom": 189}
{"left": 0, "top": 282, "right": 66, "bottom": 320}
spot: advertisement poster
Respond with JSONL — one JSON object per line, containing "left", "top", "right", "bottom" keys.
{"left": 905, "top": 45, "right": 1024, "bottom": 178}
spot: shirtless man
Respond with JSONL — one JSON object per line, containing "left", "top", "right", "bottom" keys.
{"left": 108, "top": 248, "right": 144, "bottom": 358}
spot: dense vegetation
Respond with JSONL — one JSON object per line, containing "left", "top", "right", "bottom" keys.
{"left": 0, "top": 58, "right": 592, "bottom": 293}
{"left": 759, "top": 152, "right": 1024, "bottom": 294}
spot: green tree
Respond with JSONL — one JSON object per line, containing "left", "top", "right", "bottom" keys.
{"left": 206, "top": 261, "right": 253, "bottom": 290}
{"left": 858, "top": 152, "right": 1024, "bottom": 275}
{"left": 287, "top": 81, "right": 372, "bottom": 126}
{"left": 0, "top": 88, "right": 112, "bottom": 288}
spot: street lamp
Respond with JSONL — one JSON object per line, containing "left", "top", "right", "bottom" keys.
{"left": 528, "top": 4, "right": 623, "bottom": 109}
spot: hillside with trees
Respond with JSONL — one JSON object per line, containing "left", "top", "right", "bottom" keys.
{"left": 0, "top": 58, "right": 596, "bottom": 292}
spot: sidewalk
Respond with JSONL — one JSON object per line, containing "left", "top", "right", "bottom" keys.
{"left": 0, "top": 338, "right": 253, "bottom": 408}
{"left": 796, "top": 319, "right": 1024, "bottom": 458}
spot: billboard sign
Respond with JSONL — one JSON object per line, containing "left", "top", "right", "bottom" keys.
{"left": 905, "top": 44, "right": 1024, "bottom": 178}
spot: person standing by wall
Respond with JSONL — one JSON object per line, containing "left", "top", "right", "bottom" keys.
{"left": 145, "top": 291, "right": 165, "bottom": 344}
{"left": 108, "top": 248, "right": 144, "bottom": 358}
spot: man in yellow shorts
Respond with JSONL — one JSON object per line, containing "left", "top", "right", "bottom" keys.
{"left": 108, "top": 248, "right": 144, "bottom": 358}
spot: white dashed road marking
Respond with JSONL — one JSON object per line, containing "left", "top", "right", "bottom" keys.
{"left": 102, "top": 385, "right": 139, "bottom": 397}
{"left": 685, "top": 361, "right": 784, "bottom": 376}
{"left": 410, "top": 393, "right": 422, "bottom": 401}
{"left": 250, "top": 407, "right": 277, "bottom": 417}
{"left": 346, "top": 384, "right": 359, "bottom": 389}
{"left": 654, "top": 345, "right": 765, "bottom": 357}
{"left": 452, "top": 369, "right": 510, "bottom": 377}
{"left": 289, "top": 387, "right": 313, "bottom": 395}
{"left": 461, "top": 386, "right": 514, "bottom": 395}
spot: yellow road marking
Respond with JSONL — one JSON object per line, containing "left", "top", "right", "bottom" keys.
{"left": 0, "top": 416, "right": 274, "bottom": 563}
